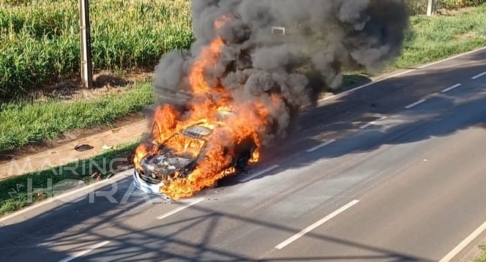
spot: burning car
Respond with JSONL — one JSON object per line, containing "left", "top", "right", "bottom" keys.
{"left": 133, "top": 110, "right": 258, "bottom": 196}
{"left": 131, "top": 22, "right": 293, "bottom": 199}
{"left": 132, "top": 0, "right": 409, "bottom": 198}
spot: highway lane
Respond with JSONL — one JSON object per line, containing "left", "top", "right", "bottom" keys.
{"left": 260, "top": 48, "right": 486, "bottom": 165}
{"left": 296, "top": 47, "right": 486, "bottom": 132}
{"left": 0, "top": 48, "right": 485, "bottom": 261}
{"left": 97, "top": 68, "right": 486, "bottom": 262}
{"left": 264, "top": 81, "right": 486, "bottom": 261}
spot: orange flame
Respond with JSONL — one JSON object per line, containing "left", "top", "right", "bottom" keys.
{"left": 134, "top": 15, "right": 276, "bottom": 199}
{"left": 133, "top": 143, "right": 151, "bottom": 170}
{"left": 188, "top": 37, "right": 224, "bottom": 96}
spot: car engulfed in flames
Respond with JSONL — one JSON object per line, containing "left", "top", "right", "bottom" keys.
{"left": 132, "top": 16, "right": 288, "bottom": 199}
{"left": 133, "top": 110, "right": 259, "bottom": 198}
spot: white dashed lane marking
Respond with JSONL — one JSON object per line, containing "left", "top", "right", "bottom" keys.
{"left": 306, "top": 139, "right": 337, "bottom": 153}
{"left": 441, "top": 83, "right": 462, "bottom": 93}
{"left": 471, "top": 71, "right": 486, "bottom": 80}
{"left": 58, "top": 241, "right": 110, "bottom": 262}
{"left": 405, "top": 99, "right": 427, "bottom": 109}
{"left": 275, "top": 199, "right": 360, "bottom": 250}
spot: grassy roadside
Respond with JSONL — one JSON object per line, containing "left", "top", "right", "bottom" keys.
{"left": 477, "top": 246, "right": 486, "bottom": 262}
{"left": 394, "top": 5, "right": 486, "bottom": 69}
{"left": 0, "top": 82, "right": 154, "bottom": 152}
{"left": 0, "top": 140, "right": 139, "bottom": 216}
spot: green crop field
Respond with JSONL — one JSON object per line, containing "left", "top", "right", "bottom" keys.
{"left": 2, "top": 0, "right": 485, "bottom": 101}
{"left": 0, "top": 0, "right": 193, "bottom": 99}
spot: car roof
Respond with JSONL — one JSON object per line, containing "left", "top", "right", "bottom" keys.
{"left": 182, "top": 125, "right": 213, "bottom": 138}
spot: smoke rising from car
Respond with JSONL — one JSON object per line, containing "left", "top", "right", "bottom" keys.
{"left": 152, "top": 0, "right": 409, "bottom": 147}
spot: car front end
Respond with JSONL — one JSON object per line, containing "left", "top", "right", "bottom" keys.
{"left": 132, "top": 169, "right": 164, "bottom": 194}
{"left": 133, "top": 151, "right": 196, "bottom": 195}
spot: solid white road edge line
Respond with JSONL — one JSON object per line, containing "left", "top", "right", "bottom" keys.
{"left": 156, "top": 197, "right": 205, "bottom": 220}
{"left": 439, "top": 220, "right": 486, "bottom": 262}
{"left": 417, "top": 46, "right": 486, "bottom": 69}
{"left": 275, "top": 199, "right": 360, "bottom": 250}
{"left": 441, "top": 83, "right": 462, "bottom": 93}
{"left": 240, "top": 164, "right": 279, "bottom": 183}
{"left": 58, "top": 240, "right": 110, "bottom": 262}
{"left": 317, "top": 69, "right": 414, "bottom": 104}
{"left": 405, "top": 99, "right": 427, "bottom": 109}
{"left": 306, "top": 139, "right": 337, "bottom": 153}
{"left": 471, "top": 71, "right": 486, "bottom": 80}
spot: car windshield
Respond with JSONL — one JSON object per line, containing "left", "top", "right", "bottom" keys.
{"left": 162, "top": 133, "right": 206, "bottom": 159}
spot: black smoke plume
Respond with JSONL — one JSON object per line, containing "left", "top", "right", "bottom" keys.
{"left": 152, "top": 0, "right": 409, "bottom": 146}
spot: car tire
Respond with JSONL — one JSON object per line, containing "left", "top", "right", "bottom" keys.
{"left": 235, "top": 153, "right": 250, "bottom": 171}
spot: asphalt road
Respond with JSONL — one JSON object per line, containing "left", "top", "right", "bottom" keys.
{"left": 1, "top": 48, "right": 486, "bottom": 262}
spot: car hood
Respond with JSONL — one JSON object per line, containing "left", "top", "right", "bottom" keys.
{"left": 142, "top": 153, "right": 194, "bottom": 176}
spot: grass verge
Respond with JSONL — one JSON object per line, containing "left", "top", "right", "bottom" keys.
{"left": 394, "top": 4, "right": 486, "bottom": 69}
{"left": 477, "top": 245, "right": 486, "bottom": 262}
{"left": 331, "top": 4, "right": 486, "bottom": 93}
{"left": 0, "top": 82, "right": 154, "bottom": 152}
{"left": 0, "top": 140, "right": 139, "bottom": 217}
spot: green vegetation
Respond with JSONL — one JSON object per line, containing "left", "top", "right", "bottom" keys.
{"left": 4, "top": 0, "right": 482, "bottom": 100}
{"left": 1, "top": 0, "right": 486, "bottom": 100}
{"left": 477, "top": 245, "right": 486, "bottom": 262}
{"left": 0, "top": 82, "right": 153, "bottom": 152}
{"left": 437, "top": 0, "right": 486, "bottom": 9}
{"left": 0, "top": 0, "right": 192, "bottom": 99}
{"left": 394, "top": 3, "right": 486, "bottom": 68}
{"left": 343, "top": 2, "right": 486, "bottom": 86}
{"left": 0, "top": 140, "right": 139, "bottom": 216}
{"left": 406, "top": 0, "right": 486, "bottom": 15}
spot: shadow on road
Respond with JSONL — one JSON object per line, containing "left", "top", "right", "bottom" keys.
{"left": 218, "top": 52, "right": 486, "bottom": 185}
{"left": 0, "top": 191, "right": 434, "bottom": 261}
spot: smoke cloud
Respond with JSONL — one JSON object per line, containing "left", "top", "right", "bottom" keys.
{"left": 152, "top": 0, "right": 409, "bottom": 147}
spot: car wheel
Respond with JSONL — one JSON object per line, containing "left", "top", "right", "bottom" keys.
{"left": 235, "top": 154, "right": 250, "bottom": 171}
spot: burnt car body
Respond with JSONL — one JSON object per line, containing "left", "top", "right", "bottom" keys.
{"left": 132, "top": 113, "right": 258, "bottom": 195}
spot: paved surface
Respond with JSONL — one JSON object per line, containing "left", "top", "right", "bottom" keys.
{"left": 1, "top": 48, "right": 486, "bottom": 261}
